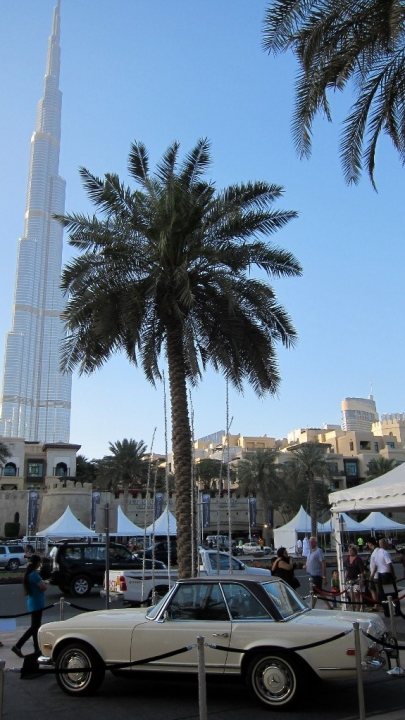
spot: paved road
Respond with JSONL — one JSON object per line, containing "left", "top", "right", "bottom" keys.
{"left": 2, "top": 658, "right": 405, "bottom": 720}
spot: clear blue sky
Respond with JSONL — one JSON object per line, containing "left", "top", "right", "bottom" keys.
{"left": 1, "top": 0, "right": 404, "bottom": 461}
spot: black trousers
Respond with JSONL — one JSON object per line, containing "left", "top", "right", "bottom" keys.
{"left": 15, "top": 609, "right": 43, "bottom": 654}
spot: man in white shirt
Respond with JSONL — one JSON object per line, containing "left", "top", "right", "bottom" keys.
{"left": 370, "top": 538, "right": 399, "bottom": 616}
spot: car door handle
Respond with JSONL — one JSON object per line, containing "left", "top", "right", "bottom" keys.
{"left": 211, "top": 632, "right": 229, "bottom": 638}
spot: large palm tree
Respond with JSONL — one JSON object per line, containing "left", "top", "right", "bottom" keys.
{"left": 263, "top": 1, "right": 405, "bottom": 186}
{"left": 104, "top": 438, "right": 147, "bottom": 512}
{"left": 284, "top": 443, "right": 331, "bottom": 536}
{"left": 58, "top": 138, "right": 301, "bottom": 578}
{"left": 367, "top": 456, "right": 398, "bottom": 479}
{"left": 237, "top": 449, "right": 281, "bottom": 517}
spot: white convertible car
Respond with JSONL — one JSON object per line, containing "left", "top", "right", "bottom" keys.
{"left": 38, "top": 575, "right": 387, "bottom": 709}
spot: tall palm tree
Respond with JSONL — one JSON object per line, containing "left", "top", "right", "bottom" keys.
{"left": 105, "top": 439, "right": 147, "bottom": 512}
{"left": 237, "top": 449, "right": 282, "bottom": 533}
{"left": 75, "top": 454, "right": 97, "bottom": 484}
{"left": 284, "top": 443, "right": 331, "bottom": 536}
{"left": 58, "top": 138, "right": 301, "bottom": 578}
{"left": 263, "top": 1, "right": 405, "bottom": 186}
{"left": 0, "top": 441, "right": 10, "bottom": 466}
{"left": 367, "top": 456, "right": 398, "bottom": 479}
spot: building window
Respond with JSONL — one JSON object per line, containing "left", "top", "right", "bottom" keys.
{"left": 3, "top": 463, "right": 17, "bottom": 476}
{"left": 359, "top": 441, "right": 371, "bottom": 451}
{"left": 27, "top": 462, "right": 44, "bottom": 478}
{"left": 344, "top": 460, "right": 358, "bottom": 477}
{"left": 349, "top": 441, "right": 354, "bottom": 451}
{"left": 386, "top": 441, "right": 395, "bottom": 449}
{"left": 374, "top": 442, "right": 379, "bottom": 452}
{"left": 55, "top": 462, "right": 67, "bottom": 477}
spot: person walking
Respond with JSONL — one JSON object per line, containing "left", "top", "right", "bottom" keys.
{"left": 12, "top": 554, "right": 47, "bottom": 657}
{"left": 364, "top": 538, "right": 379, "bottom": 610}
{"left": 305, "top": 536, "right": 326, "bottom": 592}
{"left": 344, "top": 545, "right": 365, "bottom": 610}
{"left": 370, "top": 538, "right": 399, "bottom": 617}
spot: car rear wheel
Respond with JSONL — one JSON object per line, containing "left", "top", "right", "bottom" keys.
{"left": 7, "top": 559, "right": 20, "bottom": 571}
{"left": 55, "top": 642, "right": 105, "bottom": 696}
{"left": 70, "top": 575, "right": 92, "bottom": 597}
{"left": 245, "top": 650, "right": 304, "bottom": 709}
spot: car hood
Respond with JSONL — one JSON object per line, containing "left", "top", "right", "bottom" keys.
{"left": 291, "top": 608, "right": 386, "bottom": 638}
{"left": 40, "top": 608, "right": 148, "bottom": 634}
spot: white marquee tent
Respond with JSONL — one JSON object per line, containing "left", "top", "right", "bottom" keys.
{"left": 110, "top": 506, "right": 145, "bottom": 537}
{"left": 36, "top": 506, "right": 96, "bottom": 537}
{"left": 273, "top": 506, "right": 313, "bottom": 554}
{"left": 329, "top": 464, "right": 405, "bottom": 606}
{"left": 359, "top": 511, "right": 405, "bottom": 533}
{"left": 145, "top": 506, "right": 177, "bottom": 536}
{"left": 329, "top": 463, "right": 405, "bottom": 514}
{"left": 318, "top": 512, "right": 365, "bottom": 533}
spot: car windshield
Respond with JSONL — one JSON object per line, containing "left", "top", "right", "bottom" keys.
{"left": 262, "top": 580, "right": 308, "bottom": 619}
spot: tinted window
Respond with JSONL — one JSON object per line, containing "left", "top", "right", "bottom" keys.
{"left": 221, "top": 582, "right": 270, "bottom": 619}
{"left": 167, "top": 583, "right": 228, "bottom": 621}
{"left": 262, "top": 581, "right": 307, "bottom": 618}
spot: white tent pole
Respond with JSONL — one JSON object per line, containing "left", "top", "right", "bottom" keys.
{"left": 333, "top": 512, "right": 346, "bottom": 611}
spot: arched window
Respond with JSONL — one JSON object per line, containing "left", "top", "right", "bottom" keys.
{"left": 55, "top": 462, "right": 67, "bottom": 477}
{"left": 3, "top": 462, "right": 16, "bottom": 476}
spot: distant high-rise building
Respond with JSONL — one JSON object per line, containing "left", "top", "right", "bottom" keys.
{"left": 0, "top": 1, "right": 71, "bottom": 442}
{"left": 341, "top": 396, "right": 378, "bottom": 432}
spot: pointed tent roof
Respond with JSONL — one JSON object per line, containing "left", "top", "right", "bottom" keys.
{"left": 145, "top": 506, "right": 177, "bottom": 536}
{"left": 359, "top": 511, "right": 405, "bottom": 532}
{"left": 318, "top": 512, "right": 365, "bottom": 533}
{"left": 36, "top": 506, "right": 96, "bottom": 537}
{"left": 276, "top": 506, "right": 313, "bottom": 533}
{"left": 273, "top": 506, "right": 313, "bottom": 553}
{"left": 111, "top": 506, "right": 145, "bottom": 536}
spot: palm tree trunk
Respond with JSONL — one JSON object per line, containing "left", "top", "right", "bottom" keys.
{"left": 166, "top": 324, "right": 193, "bottom": 578}
{"left": 308, "top": 472, "right": 317, "bottom": 537}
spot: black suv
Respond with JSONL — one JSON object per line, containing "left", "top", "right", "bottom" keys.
{"left": 142, "top": 538, "right": 177, "bottom": 565}
{"left": 47, "top": 542, "right": 165, "bottom": 596}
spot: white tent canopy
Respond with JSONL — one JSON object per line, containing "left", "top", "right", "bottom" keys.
{"left": 110, "top": 506, "right": 145, "bottom": 537}
{"left": 359, "top": 511, "right": 405, "bottom": 532}
{"left": 273, "top": 506, "right": 313, "bottom": 554}
{"left": 36, "top": 506, "right": 96, "bottom": 537}
{"left": 145, "top": 506, "right": 177, "bottom": 536}
{"left": 318, "top": 512, "right": 365, "bottom": 533}
{"left": 329, "top": 463, "right": 405, "bottom": 513}
{"left": 329, "top": 464, "right": 405, "bottom": 610}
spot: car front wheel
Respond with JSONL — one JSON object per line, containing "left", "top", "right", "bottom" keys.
{"left": 70, "top": 575, "right": 92, "bottom": 596}
{"left": 245, "top": 650, "right": 305, "bottom": 709}
{"left": 7, "top": 559, "right": 20, "bottom": 571}
{"left": 55, "top": 642, "right": 105, "bottom": 696}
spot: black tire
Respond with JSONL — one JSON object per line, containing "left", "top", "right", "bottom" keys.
{"left": 55, "top": 642, "right": 105, "bottom": 696}
{"left": 245, "top": 650, "right": 305, "bottom": 709}
{"left": 7, "top": 559, "right": 20, "bottom": 571}
{"left": 70, "top": 575, "right": 92, "bottom": 597}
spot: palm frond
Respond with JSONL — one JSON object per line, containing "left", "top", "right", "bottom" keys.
{"left": 179, "top": 138, "right": 211, "bottom": 187}
{"left": 128, "top": 141, "right": 150, "bottom": 183}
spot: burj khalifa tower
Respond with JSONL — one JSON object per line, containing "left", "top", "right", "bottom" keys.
{"left": 0, "top": 1, "right": 71, "bottom": 443}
